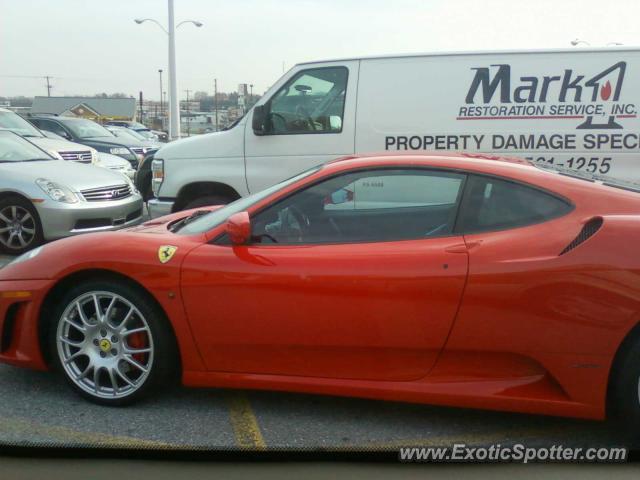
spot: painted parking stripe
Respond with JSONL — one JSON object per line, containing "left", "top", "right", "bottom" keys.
{"left": 0, "top": 415, "right": 176, "bottom": 447}
{"left": 226, "top": 393, "right": 266, "bottom": 449}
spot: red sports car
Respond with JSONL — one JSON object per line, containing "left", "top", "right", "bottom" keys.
{"left": 1, "top": 153, "right": 639, "bottom": 427}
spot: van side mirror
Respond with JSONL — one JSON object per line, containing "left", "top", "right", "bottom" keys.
{"left": 252, "top": 105, "right": 267, "bottom": 135}
{"left": 226, "top": 211, "right": 251, "bottom": 245}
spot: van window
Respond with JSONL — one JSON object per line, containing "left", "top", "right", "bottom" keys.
{"left": 265, "top": 67, "right": 348, "bottom": 135}
{"left": 457, "top": 175, "right": 572, "bottom": 233}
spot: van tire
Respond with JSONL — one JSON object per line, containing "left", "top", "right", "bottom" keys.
{"left": 184, "top": 195, "right": 232, "bottom": 210}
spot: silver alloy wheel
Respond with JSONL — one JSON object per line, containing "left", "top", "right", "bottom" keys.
{"left": 0, "top": 205, "right": 36, "bottom": 250}
{"left": 56, "top": 291, "right": 154, "bottom": 399}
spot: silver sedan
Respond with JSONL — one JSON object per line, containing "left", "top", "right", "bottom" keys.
{"left": 0, "top": 131, "right": 143, "bottom": 254}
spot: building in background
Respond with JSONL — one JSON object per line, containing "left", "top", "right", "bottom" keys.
{"left": 30, "top": 96, "right": 137, "bottom": 121}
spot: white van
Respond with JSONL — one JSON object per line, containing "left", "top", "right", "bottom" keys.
{"left": 149, "top": 47, "right": 640, "bottom": 217}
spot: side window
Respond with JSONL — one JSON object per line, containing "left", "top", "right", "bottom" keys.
{"left": 35, "top": 120, "right": 68, "bottom": 138}
{"left": 251, "top": 169, "right": 465, "bottom": 244}
{"left": 458, "top": 175, "right": 572, "bottom": 233}
{"left": 265, "top": 67, "right": 348, "bottom": 135}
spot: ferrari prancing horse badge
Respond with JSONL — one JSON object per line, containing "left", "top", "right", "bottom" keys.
{"left": 158, "top": 245, "right": 178, "bottom": 264}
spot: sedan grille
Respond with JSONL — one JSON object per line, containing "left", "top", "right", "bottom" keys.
{"left": 81, "top": 184, "right": 132, "bottom": 202}
{"left": 60, "top": 150, "right": 92, "bottom": 163}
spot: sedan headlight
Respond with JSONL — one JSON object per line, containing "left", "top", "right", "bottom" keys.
{"left": 110, "top": 147, "right": 130, "bottom": 155}
{"left": 35, "top": 178, "right": 79, "bottom": 203}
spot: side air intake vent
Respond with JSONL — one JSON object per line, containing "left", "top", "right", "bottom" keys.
{"left": 559, "top": 217, "right": 603, "bottom": 256}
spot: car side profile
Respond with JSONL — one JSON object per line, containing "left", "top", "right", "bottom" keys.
{"left": 1, "top": 153, "right": 640, "bottom": 429}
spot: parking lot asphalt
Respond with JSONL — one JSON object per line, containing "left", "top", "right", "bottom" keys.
{"left": 0, "top": 246, "right": 636, "bottom": 450}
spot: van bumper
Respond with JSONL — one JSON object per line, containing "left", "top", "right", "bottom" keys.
{"left": 148, "top": 198, "right": 174, "bottom": 219}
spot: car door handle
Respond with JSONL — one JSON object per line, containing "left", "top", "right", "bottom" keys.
{"left": 445, "top": 241, "right": 483, "bottom": 253}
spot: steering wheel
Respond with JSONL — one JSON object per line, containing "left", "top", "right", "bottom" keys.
{"left": 267, "top": 112, "right": 288, "bottom": 133}
{"left": 295, "top": 105, "right": 317, "bottom": 131}
{"left": 283, "top": 206, "right": 310, "bottom": 242}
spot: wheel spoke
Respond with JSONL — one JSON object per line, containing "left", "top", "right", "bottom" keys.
{"left": 104, "top": 297, "right": 117, "bottom": 325}
{"left": 16, "top": 232, "right": 28, "bottom": 247}
{"left": 21, "top": 226, "right": 35, "bottom": 234}
{"left": 124, "top": 355, "right": 148, "bottom": 373}
{"left": 75, "top": 302, "right": 91, "bottom": 327}
{"left": 124, "top": 346, "right": 151, "bottom": 355}
{"left": 63, "top": 316, "right": 86, "bottom": 333}
{"left": 19, "top": 212, "right": 32, "bottom": 224}
{"left": 64, "top": 350, "right": 85, "bottom": 365}
{"left": 0, "top": 227, "right": 9, "bottom": 233}
{"left": 116, "top": 367, "right": 135, "bottom": 387}
{"left": 93, "top": 367, "right": 101, "bottom": 394}
{"left": 122, "top": 326, "right": 148, "bottom": 337}
{"left": 107, "top": 369, "right": 119, "bottom": 396}
{"left": 76, "top": 364, "right": 92, "bottom": 381}
{"left": 92, "top": 294, "right": 102, "bottom": 322}
{"left": 117, "top": 306, "right": 135, "bottom": 329}
{"left": 0, "top": 212, "right": 10, "bottom": 223}
{"left": 59, "top": 336, "right": 83, "bottom": 348}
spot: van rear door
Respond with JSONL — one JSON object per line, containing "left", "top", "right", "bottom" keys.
{"left": 244, "top": 61, "right": 358, "bottom": 193}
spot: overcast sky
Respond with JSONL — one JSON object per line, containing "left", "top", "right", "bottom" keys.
{"left": 1, "top": 0, "right": 639, "bottom": 100}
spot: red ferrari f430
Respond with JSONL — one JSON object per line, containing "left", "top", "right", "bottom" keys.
{"left": 1, "top": 154, "right": 640, "bottom": 428}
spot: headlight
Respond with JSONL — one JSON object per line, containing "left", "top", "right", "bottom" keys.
{"left": 110, "top": 147, "right": 130, "bottom": 155}
{"left": 10, "top": 246, "right": 44, "bottom": 265}
{"left": 35, "top": 178, "right": 79, "bottom": 203}
{"left": 47, "top": 150, "right": 64, "bottom": 160}
{"left": 151, "top": 158, "right": 164, "bottom": 197}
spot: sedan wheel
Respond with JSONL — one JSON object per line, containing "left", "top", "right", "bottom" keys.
{"left": 51, "top": 280, "right": 178, "bottom": 406}
{"left": 0, "top": 199, "right": 42, "bottom": 254}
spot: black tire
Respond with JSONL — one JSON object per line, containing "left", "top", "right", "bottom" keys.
{"left": 48, "top": 279, "right": 179, "bottom": 406}
{"left": 0, "top": 195, "right": 44, "bottom": 255}
{"left": 183, "top": 195, "right": 232, "bottom": 210}
{"left": 610, "top": 333, "right": 640, "bottom": 429}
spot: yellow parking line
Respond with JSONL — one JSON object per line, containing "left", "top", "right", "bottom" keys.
{"left": 226, "top": 393, "right": 266, "bottom": 449}
{"left": 0, "top": 415, "right": 176, "bottom": 448}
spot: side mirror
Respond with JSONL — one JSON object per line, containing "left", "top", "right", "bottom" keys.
{"left": 226, "top": 211, "right": 251, "bottom": 245}
{"left": 252, "top": 105, "right": 267, "bottom": 135}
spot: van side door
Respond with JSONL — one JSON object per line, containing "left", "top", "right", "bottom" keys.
{"left": 244, "top": 61, "right": 359, "bottom": 193}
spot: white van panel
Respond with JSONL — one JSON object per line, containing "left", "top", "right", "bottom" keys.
{"left": 355, "top": 50, "right": 640, "bottom": 180}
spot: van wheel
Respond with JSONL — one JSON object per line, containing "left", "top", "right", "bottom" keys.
{"left": 610, "top": 334, "right": 640, "bottom": 430}
{"left": 184, "top": 195, "right": 232, "bottom": 210}
{"left": 0, "top": 196, "right": 44, "bottom": 255}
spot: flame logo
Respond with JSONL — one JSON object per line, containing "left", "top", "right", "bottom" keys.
{"left": 600, "top": 80, "right": 612, "bottom": 100}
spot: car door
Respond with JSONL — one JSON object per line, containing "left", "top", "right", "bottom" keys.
{"left": 244, "top": 62, "right": 358, "bottom": 193}
{"left": 180, "top": 167, "right": 470, "bottom": 381}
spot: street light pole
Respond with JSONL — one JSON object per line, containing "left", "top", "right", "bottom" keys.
{"left": 167, "top": 0, "right": 180, "bottom": 140}
{"left": 158, "top": 69, "right": 164, "bottom": 129}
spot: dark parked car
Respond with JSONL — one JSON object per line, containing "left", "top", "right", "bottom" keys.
{"left": 104, "top": 120, "right": 167, "bottom": 142}
{"left": 27, "top": 116, "right": 144, "bottom": 169}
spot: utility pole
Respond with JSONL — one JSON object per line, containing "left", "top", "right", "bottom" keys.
{"left": 249, "top": 84, "right": 253, "bottom": 108}
{"left": 184, "top": 89, "right": 191, "bottom": 136}
{"left": 139, "top": 91, "right": 144, "bottom": 123}
{"left": 45, "top": 76, "right": 53, "bottom": 96}
{"left": 158, "top": 69, "right": 164, "bottom": 129}
{"left": 214, "top": 78, "right": 218, "bottom": 131}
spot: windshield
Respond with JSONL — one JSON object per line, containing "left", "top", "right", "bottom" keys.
{"left": 177, "top": 166, "right": 322, "bottom": 235}
{"left": 0, "top": 111, "right": 43, "bottom": 138}
{"left": 534, "top": 162, "right": 640, "bottom": 193}
{"left": 65, "top": 119, "right": 114, "bottom": 138}
{"left": 0, "top": 131, "right": 54, "bottom": 162}
{"left": 111, "top": 127, "right": 145, "bottom": 142}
